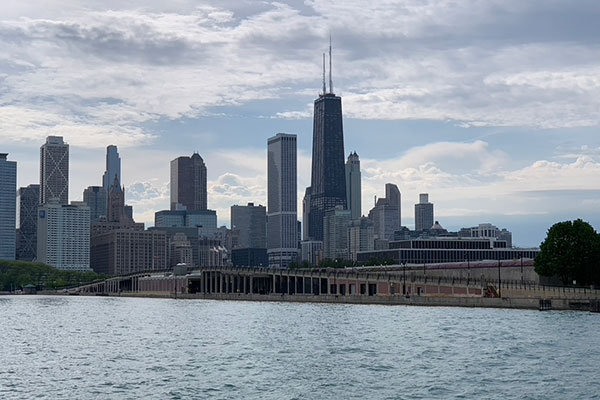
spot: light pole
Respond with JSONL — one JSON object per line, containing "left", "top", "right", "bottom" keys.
{"left": 403, "top": 261, "right": 407, "bottom": 296}
{"left": 465, "top": 252, "right": 470, "bottom": 286}
{"left": 497, "top": 259, "right": 501, "bottom": 297}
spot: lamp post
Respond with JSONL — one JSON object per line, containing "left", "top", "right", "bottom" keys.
{"left": 465, "top": 252, "right": 470, "bottom": 286}
{"left": 497, "top": 259, "right": 501, "bottom": 297}
{"left": 403, "top": 261, "right": 407, "bottom": 295}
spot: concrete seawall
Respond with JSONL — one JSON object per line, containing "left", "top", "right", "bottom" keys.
{"left": 117, "top": 292, "right": 592, "bottom": 311}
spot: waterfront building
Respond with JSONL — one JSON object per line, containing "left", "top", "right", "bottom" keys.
{"left": 16, "top": 184, "right": 40, "bottom": 261}
{"left": 267, "top": 133, "right": 298, "bottom": 268}
{"left": 83, "top": 186, "right": 107, "bottom": 222}
{"left": 0, "top": 153, "right": 17, "bottom": 260}
{"left": 323, "top": 206, "right": 351, "bottom": 260}
{"left": 40, "top": 136, "right": 69, "bottom": 205}
{"left": 90, "top": 229, "right": 167, "bottom": 275}
{"left": 307, "top": 43, "right": 347, "bottom": 241}
{"left": 345, "top": 152, "right": 361, "bottom": 220}
{"left": 368, "top": 183, "right": 401, "bottom": 241}
{"left": 37, "top": 200, "right": 90, "bottom": 271}
{"left": 414, "top": 193, "right": 434, "bottom": 232}
{"left": 170, "top": 153, "right": 207, "bottom": 211}
{"left": 154, "top": 209, "right": 217, "bottom": 228}
{"left": 231, "top": 202, "right": 267, "bottom": 249}
{"left": 101, "top": 145, "right": 121, "bottom": 214}
{"left": 301, "top": 240, "right": 323, "bottom": 266}
{"left": 459, "top": 223, "right": 513, "bottom": 247}
{"left": 356, "top": 237, "right": 539, "bottom": 265}
{"left": 348, "top": 217, "right": 374, "bottom": 261}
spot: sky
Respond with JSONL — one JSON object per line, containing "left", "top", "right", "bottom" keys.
{"left": 2, "top": 0, "right": 600, "bottom": 248}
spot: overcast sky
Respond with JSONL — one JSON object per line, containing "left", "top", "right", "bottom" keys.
{"left": 2, "top": 0, "right": 600, "bottom": 247}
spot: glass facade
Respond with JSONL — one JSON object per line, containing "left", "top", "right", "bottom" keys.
{"left": 0, "top": 154, "right": 17, "bottom": 260}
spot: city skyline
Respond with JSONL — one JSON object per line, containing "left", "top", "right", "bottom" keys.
{"left": 2, "top": 1, "right": 600, "bottom": 247}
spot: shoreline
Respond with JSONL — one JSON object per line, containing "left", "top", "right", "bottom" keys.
{"left": 24, "top": 291, "right": 599, "bottom": 312}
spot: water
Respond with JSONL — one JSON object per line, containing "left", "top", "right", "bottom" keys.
{"left": 1, "top": 296, "right": 599, "bottom": 399}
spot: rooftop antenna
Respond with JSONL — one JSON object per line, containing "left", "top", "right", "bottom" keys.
{"left": 329, "top": 33, "right": 333, "bottom": 94}
{"left": 322, "top": 53, "right": 326, "bottom": 95}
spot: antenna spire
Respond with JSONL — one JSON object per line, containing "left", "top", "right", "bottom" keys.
{"left": 322, "top": 53, "right": 326, "bottom": 95}
{"left": 329, "top": 33, "right": 333, "bottom": 94}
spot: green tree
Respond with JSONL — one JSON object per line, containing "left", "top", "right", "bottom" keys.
{"left": 535, "top": 219, "right": 600, "bottom": 285}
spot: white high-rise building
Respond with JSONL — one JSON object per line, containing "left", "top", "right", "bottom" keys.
{"left": 0, "top": 153, "right": 17, "bottom": 260}
{"left": 267, "top": 133, "right": 298, "bottom": 268}
{"left": 368, "top": 183, "right": 401, "bottom": 241}
{"left": 345, "top": 152, "right": 361, "bottom": 221}
{"left": 348, "top": 217, "right": 374, "bottom": 261}
{"left": 40, "top": 136, "right": 69, "bottom": 205}
{"left": 323, "top": 206, "right": 351, "bottom": 260}
{"left": 37, "top": 200, "right": 91, "bottom": 271}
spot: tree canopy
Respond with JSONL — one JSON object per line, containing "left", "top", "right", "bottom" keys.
{"left": 0, "top": 260, "right": 105, "bottom": 291}
{"left": 535, "top": 219, "right": 600, "bottom": 286}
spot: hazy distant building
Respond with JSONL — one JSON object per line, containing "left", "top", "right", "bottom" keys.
{"left": 155, "top": 209, "right": 217, "bottom": 229}
{"left": 83, "top": 186, "right": 107, "bottom": 222}
{"left": 0, "top": 153, "right": 17, "bottom": 260}
{"left": 459, "top": 223, "right": 513, "bottom": 247}
{"left": 414, "top": 193, "right": 434, "bottom": 232}
{"left": 169, "top": 232, "right": 193, "bottom": 267}
{"left": 345, "top": 152, "right": 361, "bottom": 220}
{"left": 231, "top": 248, "right": 268, "bottom": 268}
{"left": 302, "top": 187, "right": 311, "bottom": 241}
{"left": 170, "top": 153, "right": 207, "bottom": 211}
{"left": 348, "top": 217, "right": 374, "bottom": 261}
{"left": 37, "top": 200, "right": 90, "bottom": 271}
{"left": 91, "top": 229, "right": 167, "bottom": 275}
{"left": 231, "top": 203, "right": 266, "bottom": 249}
{"left": 323, "top": 206, "right": 351, "bottom": 260}
{"left": 40, "top": 136, "right": 69, "bottom": 205}
{"left": 307, "top": 45, "right": 347, "bottom": 241}
{"left": 16, "top": 184, "right": 39, "bottom": 261}
{"left": 102, "top": 145, "right": 121, "bottom": 212}
{"left": 267, "top": 133, "right": 298, "bottom": 268}
{"left": 368, "top": 184, "right": 401, "bottom": 241}
{"left": 301, "top": 240, "right": 323, "bottom": 266}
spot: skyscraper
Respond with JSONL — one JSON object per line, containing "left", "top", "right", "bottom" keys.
{"left": 415, "top": 193, "right": 434, "bottom": 231}
{"left": 345, "top": 152, "right": 361, "bottom": 220}
{"left": 170, "top": 153, "right": 207, "bottom": 211}
{"left": 308, "top": 42, "right": 347, "bottom": 241}
{"left": 0, "top": 153, "right": 17, "bottom": 260}
{"left": 385, "top": 183, "right": 401, "bottom": 227}
{"left": 323, "top": 206, "right": 351, "bottom": 260}
{"left": 102, "top": 145, "right": 121, "bottom": 200}
{"left": 83, "top": 186, "right": 107, "bottom": 222}
{"left": 37, "top": 200, "right": 91, "bottom": 271}
{"left": 16, "top": 184, "right": 40, "bottom": 261}
{"left": 267, "top": 133, "right": 298, "bottom": 268}
{"left": 40, "top": 136, "right": 69, "bottom": 205}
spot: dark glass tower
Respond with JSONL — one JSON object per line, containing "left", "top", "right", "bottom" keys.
{"left": 307, "top": 43, "right": 346, "bottom": 241}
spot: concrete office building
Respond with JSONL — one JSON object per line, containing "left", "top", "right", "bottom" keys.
{"left": 0, "top": 153, "right": 17, "bottom": 260}
{"left": 323, "top": 206, "right": 351, "bottom": 260}
{"left": 91, "top": 229, "right": 167, "bottom": 275}
{"left": 83, "top": 186, "right": 107, "bottom": 222}
{"left": 345, "top": 152, "right": 361, "bottom": 220}
{"left": 414, "top": 193, "right": 434, "bottom": 232}
{"left": 348, "top": 217, "right": 374, "bottom": 261}
{"left": 231, "top": 203, "right": 267, "bottom": 249}
{"left": 16, "top": 184, "right": 40, "bottom": 261}
{"left": 37, "top": 200, "right": 90, "bottom": 271}
{"left": 154, "top": 209, "right": 217, "bottom": 229}
{"left": 171, "top": 153, "right": 207, "bottom": 211}
{"left": 368, "top": 184, "right": 401, "bottom": 241}
{"left": 459, "top": 223, "right": 513, "bottom": 247}
{"left": 40, "top": 136, "right": 69, "bottom": 205}
{"left": 267, "top": 133, "right": 298, "bottom": 268}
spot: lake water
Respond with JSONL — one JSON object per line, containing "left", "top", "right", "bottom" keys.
{"left": 1, "top": 295, "right": 599, "bottom": 399}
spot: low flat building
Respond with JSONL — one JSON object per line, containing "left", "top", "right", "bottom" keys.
{"left": 155, "top": 209, "right": 217, "bottom": 229}
{"left": 231, "top": 248, "right": 268, "bottom": 268}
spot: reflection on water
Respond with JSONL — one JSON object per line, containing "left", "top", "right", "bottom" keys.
{"left": 1, "top": 295, "right": 599, "bottom": 399}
